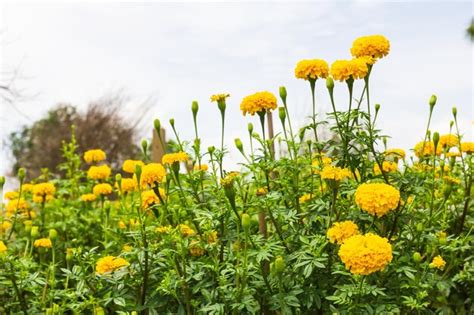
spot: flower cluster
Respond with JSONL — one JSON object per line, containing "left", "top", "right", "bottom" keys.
{"left": 210, "top": 93, "right": 230, "bottom": 103}
{"left": 80, "top": 193, "right": 97, "bottom": 202}
{"left": 240, "top": 91, "right": 277, "bottom": 116}
{"left": 87, "top": 165, "right": 111, "bottom": 180}
{"left": 384, "top": 148, "right": 406, "bottom": 159}
{"left": 460, "top": 142, "right": 474, "bottom": 154}
{"left": 122, "top": 160, "right": 145, "bottom": 174}
{"left": 438, "top": 134, "right": 458, "bottom": 148}
{"left": 162, "top": 152, "right": 190, "bottom": 165}
{"left": 338, "top": 233, "right": 393, "bottom": 275}
{"left": 83, "top": 149, "right": 106, "bottom": 164}
{"left": 330, "top": 58, "right": 369, "bottom": 82}
{"left": 429, "top": 255, "right": 446, "bottom": 270}
{"left": 93, "top": 183, "right": 113, "bottom": 196}
{"left": 33, "top": 183, "right": 56, "bottom": 203}
{"left": 355, "top": 183, "right": 400, "bottom": 217}
{"left": 34, "top": 238, "right": 52, "bottom": 248}
{"left": 414, "top": 141, "right": 442, "bottom": 158}
{"left": 320, "top": 165, "right": 351, "bottom": 182}
{"left": 327, "top": 221, "right": 360, "bottom": 244}
{"left": 95, "top": 255, "right": 129, "bottom": 274}
{"left": 140, "top": 163, "right": 167, "bottom": 188}
{"left": 294, "top": 59, "right": 329, "bottom": 81}
{"left": 374, "top": 161, "right": 398, "bottom": 175}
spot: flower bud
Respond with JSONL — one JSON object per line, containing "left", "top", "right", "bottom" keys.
{"left": 192, "top": 101, "right": 199, "bottom": 117}
{"left": 154, "top": 119, "right": 161, "bottom": 133}
{"left": 375, "top": 104, "right": 380, "bottom": 113}
{"left": 135, "top": 164, "right": 142, "bottom": 184}
{"left": 452, "top": 107, "right": 457, "bottom": 118}
{"left": 24, "top": 220, "right": 32, "bottom": 232}
{"left": 18, "top": 168, "right": 26, "bottom": 182}
{"left": 94, "top": 307, "right": 105, "bottom": 315}
{"left": 429, "top": 95, "right": 437, "bottom": 107}
{"left": 208, "top": 146, "right": 215, "bottom": 154}
{"left": 383, "top": 137, "right": 387, "bottom": 148}
{"left": 274, "top": 256, "right": 285, "bottom": 274}
{"left": 279, "top": 86, "right": 287, "bottom": 103}
{"left": 247, "top": 123, "right": 254, "bottom": 134}
{"left": 416, "top": 222, "right": 423, "bottom": 232}
{"left": 450, "top": 121, "right": 454, "bottom": 129}
{"left": 31, "top": 226, "right": 39, "bottom": 238}
{"left": 433, "top": 132, "right": 440, "bottom": 149}
{"left": 141, "top": 140, "right": 148, "bottom": 155}
{"left": 242, "top": 213, "right": 251, "bottom": 230}
{"left": 413, "top": 252, "right": 422, "bottom": 263}
{"left": 234, "top": 138, "right": 244, "bottom": 153}
{"left": 299, "top": 128, "right": 306, "bottom": 142}
{"left": 169, "top": 118, "right": 175, "bottom": 127}
{"left": 326, "top": 77, "right": 334, "bottom": 91}
{"left": 278, "top": 107, "right": 286, "bottom": 124}
{"left": 115, "top": 174, "right": 122, "bottom": 191}
{"left": 66, "top": 248, "right": 74, "bottom": 261}
{"left": 49, "top": 229, "right": 58, "bottom": 240}
{"left": 0, "top": 176, "right": 5, "bottom": 190}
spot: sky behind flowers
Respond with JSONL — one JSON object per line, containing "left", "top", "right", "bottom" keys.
{"left": 0, "top": 1, "right": 472, "bottom": 178}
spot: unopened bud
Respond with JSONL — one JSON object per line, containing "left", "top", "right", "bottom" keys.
{"left": 413, "top": 252, "right": 422, "bottom": 263}
{"left": 452, "top": 107, "right": 457, "bottom": 118}
{"left": 135, "top": 164, "right": 142, "bottom": 184}
{"left": 248, "top": 123, "right": 254, "bottom": 134}
{"left": 18, "top": 168, "right": 26, "bottom": 182}
{"left": 375, "top": 104, "right": 380, "bottom": 113}
{"left": 208, "top": 146, "right": 215, "bottom": 154}
{"left": 192, "top": 101, "right": 199, "bottom": 117}
{"left": 450, "top": 121, "right": 454, "bottom": 129}
{"left": 66, "top": 248, "right": 74, "bottom": 261}
{"left": 433, "top": 132, "right": 440, "bottom": 149}
{"left": 49, "top": 228, "right": 58, "bottom": 240}
{"left": 416, "top": 223, "right": 423, "bottom": 232}
{"left": 0, "top": 176, "right": 5, "bottom": 190}
{"left": 429, "top": 95, "right": 437, "bottom": 108}
{"left": 31, "top": 226, "right": 39, "bottom": 238}
{"left": 326, "top": 77, "right": 334, "bottom": 91}
{"left": 242, "top": 213, "right": 251, "bottom": 230}
{"left": 141, "top": 140, "right": 148, "bottom": 155}
{"left": 278, "top": 107, "right": 286, "bottom": 124}
{"left": 234, "top": 138, "right": 244, "bottom": 153}
{"left": 115, "top": 173, "right": 122, "bottom": 188}
{"left": 274, "top": 256, "right": 285, "bottom": 274}
{"left": 169, "top": 118, "right": 175, "bottom": 127}
{"left": 154, "top": 119, "right": 161, "bottom": 133}
{"left": 279, "top": 86, "right": 287, "bottom": 103}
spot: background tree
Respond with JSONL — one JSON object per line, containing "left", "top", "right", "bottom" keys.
{"left": 8, "top": 93, "right": 149, "bottom": 180}
{"left": 467, "top": 18, "right": 474, "bottom": 41}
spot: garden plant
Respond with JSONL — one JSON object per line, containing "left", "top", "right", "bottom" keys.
{"left": 0, "top": 35, "right": 473, "bottom": 314}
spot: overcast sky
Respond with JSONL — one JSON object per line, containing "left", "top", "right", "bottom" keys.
{"left": 1, "top": 1, "right": 472, "bottom": 180}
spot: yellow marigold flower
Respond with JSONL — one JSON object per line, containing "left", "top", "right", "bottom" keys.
{"left": 460, "top": 142, "right": 474, "bottom": 154}
{"left": 438, "top": 134, "right": 458, "bottom": 148}
{"left": 95, "top": 255, "right": 129, "bottom": 274}
{"left": 320, "top": 165, "right": 351, "bottom": 181}
{"left": 330, "top": 58, "right": 369, "bottom": 82}
{"left": 34, "top": 238, "right": 52, "bottom": 248}
{"left": 338, "top": 233, "right": 392, "bottom": 275}
{"left": 437, "top": 231, "right": 447, "bottom": 240}
{"left": 327, "top": 221, "right": 360, "bottom": 244}
{"left": 299, "top": 193, "right": 313, "bottom": 204}
{"left": 445, "top": 151, "right": 461, "bottom": 158}
{"left": 162, "top": 152, "right": 190, "bottom": 165}
{"left": 355, "top": 183, "right": 400, "bottom": 217}
{"left": 81, "top": 193, "right": 97, "bottom": 202}
{"left": 141, "top": 190, "right": 161, "bottom": 208}
{"left": 429, "top": 255, "right": 446, "bottom": 270}
{"left": 140, "top": 163, "right": 167, "bottom": 188}
{"left": 179, "top": 224, "right": 195, "bottom": 237}
{"left": 414, "top": 141, "right": 442, "bottom": 158}
{"left": 32, "top": 194, "right": 54, "bottom": 203}
{"left": 1, "top": 221, "right": 12, "bottom": 234}
{"left": 117, "top": 178, "right": 137, "bottom": 193}
{"left": 193, "top": 164, "right": 209, "bottom": 172}
{"left": 312, "top": 156, "right": 333, "bottom": 174}
{"left": 190, "top": 240, "right": 205, "bottom": 257}
{"left": 6, "top": 199, "right": 29, "bottom": 216}
{"left": 207, "top": 231, "right": 218, "bottom": 244}
{"left": 0, "top": 241, "right": 7, "bottom": 254}
{"left": 118, "top": 220, "right": 127, "bottom": 229}
{"left": 122, "top": 159, "right": 145, "bottom": 174}
{"left": 294, "top": 59, "right": 329, "bottom": 80}
{"left": 220, "top": 172, "right": 239, "bottom": 187}
{"left": 384, "top": 148, "right": 406, "bottom": 159}
{"left": 33, "top": 183, "right": 56, "bottom": 196}
{"left": 93, "top": 183, "right": 113, "bottom": 196}
{"left": 122, "top": 245, "right": 132, "bottom": 252}
{"left": 350, "top": 35, "right": 390, "bottom": 60}
{"left": 156, "top": 225, "right": 172, "bottom": 234}
{"left": 83, "top": 149, "right": 106, "bottom": 164}
{"left": 22, "top": 183, "right": 34, "bottom": 193}
{"left": 87, "top": 165, "right": 111, "bottom": 180}
{"left": 240, "top": 91, "right": 277, "bottom": 116}
{"left": 4, "top": 191, "right": 19, "bottom": 200}
{"left": 210, "top": 93, "right": 230, "bottom": 103}
{"left": 256, "top": 187, "right": 268, "bottom": 196}
{"left": 374, "top": 161, "right": 398, "bottom": 175}
{"left": 443, "top": 176, "right": 461, "bottom": 185}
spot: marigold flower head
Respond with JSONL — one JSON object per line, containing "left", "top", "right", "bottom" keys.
{"left": 34, "top": 238, "right": 52, "bottom": 248}
{"left": 414, "top": 141, "right": 442, "bottom": 158}
{"left": 443, "top": 176, "right": 460, "bottom": 185}
{"left": 207, "top": 230, "right": 218, "bottom": 244}
{"left": 141, "top": 190, "right": 161, "bottom": 208}
{"left": 429, "top": 255, "right": 446, "bottom": 270}
{"left": 122, "top": 245, "right": 132, "bottom": 252}
{"left": 355, "top": 183, "right": 400, "bottom": 217}
{"left": 460, "top": 142, "right": 474, "bottom": 154}
{"left": 1, "top": 221, "right": 12, "bottom": 234}
{"left": 374, "top": 161, "right": 398, "bottom": 175}
{"left": 95, "top": 255, "right": 129, "bottom": 274}
{"left": 179, "top": 224, "right": 195, "bottom": 237}
{"left": 312, "top": 156, "right": 333, "bottom": 173}
{"left": 93, "top": 183, "right": 113, "bottom": 196}
{"left": 83, "top": 149, "right": 106, "bottom": 164}
{"left": 81, "top": 193, "right": 97, "bottom": 202}
{"left": 118, "top": 220, "right": 127, "bottom": 229}
{"left": 294, "top": 59, "right": 329, "bottom": 81}
{"left": 220, "top": 171, "right": 239, "bottom": 187}
{"left": 327, "top": 221, "right": 360, "bottom": 244}
{"left": 445, "top": 151, "right": 461, "bottom": 158}
{"left": 162, "top": 152, "right": 189, "bottom": 165}
{"left": 4, "top": 191, "right": 19, "bottom": 200}
{"left": 155, "top": 225, "right": 172, "bottom": 234}
{"left": 193, "top": 164, "right": 208, "bottom": 172}
{"left": 122, "top": 160, "right": 145, "bottom": 174}
{"left": 190, "top": 241, "right": 205, "bottom": 257}
{"left": 87, "top": 165, "right": 111, "bottom": 180}
{"left": 350, "top": 35, "right": 390, "bottom": 60}
{"left": 256, "top": 187, "right": 268, "bottom": 196}
{"left": 240, "top": 91, "right": 277, "bottom": 116}
{"left": 22, "top": 183, "right": 34, "bottom": 193}
{"left": 438, "top": 134, "right": 458, "bottom": 148}
{"left": 117, "top": 178, "right": 137, "bottom": 193}
{"left": 33, "top": 194, "right": 54, "bottom": 203}
{"left": 0, "top": 241, "right": 7, "bottom": 253}
{"left": 6, "top": 198, "right": 29, "bottom": 216}
{"left": 140, "top": 163, "right": 166, "bottom": 188}
{"left": 338, "top": 233, "right": 392, "bottom": 275}
{"left": 33, "top": 183, "right": 56, "bottom": 196}
{"left": 299, "top": 193, "right": 313, "bottom": 204}
{"left": 210, "top": 93, "right": 230, "bottom": 103}
{"left": 330, "top": 58, "right": 369, "bottom": 82}
{"left": 384, "top": 148, "right": 406, "bottom": 159}
{"left": 320, "top": 165, "right": 351, "bottom": 181}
